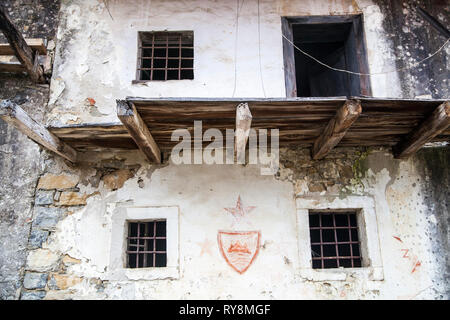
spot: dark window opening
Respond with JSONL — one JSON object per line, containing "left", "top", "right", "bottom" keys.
{"left": 282, "top": 15, "right": 371, "bottom": 97}
{"left": 137, "top": 31, "right": 194, "bottom": 81}
{"left": 309, "top": 211, "right": 362, "bottom": 269}
{"left": 126, "top": 220, "right": 167, "bottom": 268}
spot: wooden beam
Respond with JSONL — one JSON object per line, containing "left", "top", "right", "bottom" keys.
{"left": 0, "top": 38, "right": 47, "bottom": 55}
{"left": 393, "top": 101, "right": 450, "bottom": 159}
{"left": 116, "top": 100, "right": 161, "bottom": 163}
{"left": 0, "top": 100, "right": 77, "bottom": 162}
{"left": 0, "top": 6, "right": 45, "bottom": 83}
{"left": 312, "top": 99, "right": 362, "bottom": 159}
{"left": 235, "top": 103, "right": 252, "bottom": 164}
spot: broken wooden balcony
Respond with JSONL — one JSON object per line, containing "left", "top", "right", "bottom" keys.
{"left": 0, "top": 7, "right": 48, "bottom": 82}
{"left": 2, "top": 97, "right": 448, "bottom": 164}
{"left": 0, "top": 38, "right": 47, "bottom": 76}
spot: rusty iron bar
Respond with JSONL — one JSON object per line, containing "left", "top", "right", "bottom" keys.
{"left": 127, "top": 221, "right": 167, "bottom": 268}
{"left": 138, "top": 32, "right": 193, "bottom": 81}
{"left": 309, "top": 211, "right": 362, "bottom": 269}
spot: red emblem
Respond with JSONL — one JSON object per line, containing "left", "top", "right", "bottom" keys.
{"left": 218, "top": 231, "right": 260, "bottom": 274}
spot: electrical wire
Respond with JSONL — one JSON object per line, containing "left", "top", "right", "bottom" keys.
{"left": 282, "top": 34, "right": 450, "bottom": 76}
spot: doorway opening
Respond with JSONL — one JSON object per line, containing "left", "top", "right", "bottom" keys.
{"left": 282, "top": 15, "right": 371, "bottom": 98}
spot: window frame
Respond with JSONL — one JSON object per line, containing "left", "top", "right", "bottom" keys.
{"left": 296, "top": 195, "right": 383, "bottom": 281}
{"left": 108, "top": 206, "right": 180, "bottom": 281}
{"left": 308, "top": 210, "right": 363, "bottom": 269}
{"left": 126, "top": 220, "right": 167, "bottom": 268}
{"left": 134, "top": 31, "right": 194, "bottom": 83}
{"left": 281, "top": 14, "right": 372, "bottom": 98}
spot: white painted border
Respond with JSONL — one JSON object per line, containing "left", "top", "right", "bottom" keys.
{"left": 296, "top": 196, "right": 383, "bottom": 281}
{"left": 108, "top": 206, "right": 180, "bottom": 281}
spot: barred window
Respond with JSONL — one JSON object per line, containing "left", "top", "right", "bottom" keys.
{"left": 126, "top": 220, "right": 167, "bottom": 268}
{"left": 309, "top": 211, "right": 362, "bottom": 269}
{"left": 136, "top": 31, "right": 194, "bottom": 81}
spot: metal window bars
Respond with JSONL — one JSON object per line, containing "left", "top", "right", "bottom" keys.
{"left": 126, "top": 220, "right": 167, "bottom": 268}
{"left": 137, "top": 31, "right": 194, "bottom": 81}
{"left": 309, "top": 211, "right": 362, "bottom": 269}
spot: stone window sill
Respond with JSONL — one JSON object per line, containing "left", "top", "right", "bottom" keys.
{"left": 108, "top": 266, "right": 179, "bottom": 281}
{"left": 299, "top": 266, "right": 384, "bottom": 281}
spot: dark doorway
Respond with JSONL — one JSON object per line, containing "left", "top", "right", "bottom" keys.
{"left": 282, "top": 15, "right": 371, "bottom": 98}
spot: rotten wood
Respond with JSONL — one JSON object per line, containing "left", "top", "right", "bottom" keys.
{"left": 0, "top": 6, "right": 45, "bottom": 82}
{"left": 393, "top": 101, "right": 450, "bottom": 159}
{"left": 235, "top": 103, "right": 252, "bottom": 164}
{"left": 0, "top": 100, "right": 77, "bottom": 162}
{"left": 0, "top": 62, "right": 26, "bottom": 73}
{"left": 312, "top": 99, "right": 362, "bottom": 159}
{"left": 46, "top": 98, "right": 449, "bottom": 154}
{"left": 116, "top": 100, "right": 161, "bottom": 163}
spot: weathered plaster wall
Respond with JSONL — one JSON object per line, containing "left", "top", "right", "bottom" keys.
{"left": 17, "top": 146, "right": 449, "bottom": 300}
{"left": 0, "top": 0, "right": 61, "bottom": 300}
{"left": 374, "top": 0, "right": 449, "bottom": 98}
{"left": 414, "top": 147, "right": 450, "bottom": 298}
{"left": 2, "top": 0, "right": 449, "bottom": 301}
{"left": 47, "top": 0, "right": 450, "bottom": 126}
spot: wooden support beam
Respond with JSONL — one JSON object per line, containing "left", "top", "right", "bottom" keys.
{"left": 116, "top": 100, "right": 161, "bottom": 163}
{"left": 0, "top": 38, "right": 47, "bottom": 55}
{"left": 312, "top": 99, "right": 362, "bottom": 160}
{"left": 0, "top": 6, "right": 45, "bottom": 83}
{"left": 0, "top": 100, "right": 77, "bottom": 162}
{"left": 235, "top": 103, "right": 252, "bottom": 164}
{"left": 393, "top": 101, "right": 450, "bottom": 159}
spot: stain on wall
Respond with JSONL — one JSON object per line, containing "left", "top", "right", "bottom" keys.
{"left": 374, "top": 0, "right": 449, "bottom": 98}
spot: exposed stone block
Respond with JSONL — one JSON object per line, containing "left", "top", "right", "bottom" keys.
{"left": 26, "top": 249, "right": 59, "bottom": 272}
{"left": 28, "top": 228, "right": 49, "bottom": 248}
{"left": 35, "top": 190, "right": 55, "bottom": 206}
{"left": 102, "top": 169, "right": 134, "bottom": 190}
{"left": 48, "top": 273, "right": 83, "bottom": 290}
{"left": 20, "top": 290, "right": 46, "bottom": 300}
{"left": 308, "top": 182, "right": 326, "bottom": 193}
{"left": 62, "top": 254, "right": 81, "bottom": 266}
{"left": 37, "top": 173, "right": 79, "bottom": 190}
{"left": 23, "top": 272, "right": 48, "bottom": 289}
{"left": 57, "top": 192, "right": 87, "bottom": 206}
{"left": 33, "top": 206, "right": 63, "bottom": 229}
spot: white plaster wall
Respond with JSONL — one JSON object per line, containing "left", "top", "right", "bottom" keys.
{"left": 48, "top": 0, "right": 402, "bottom": 125}
{"left": 40, "top": 149, "right": 441, "bottom": 300}
{"left": 39, "top": 0, "right": 440, "bottom": 300}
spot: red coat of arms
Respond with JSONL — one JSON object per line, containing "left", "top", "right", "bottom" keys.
{"left": 217, "top": 231, "right": 260, "bottom": 274}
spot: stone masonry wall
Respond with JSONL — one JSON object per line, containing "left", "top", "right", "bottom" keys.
{"left": 0, "top": 0, "right": 61, "bottom": 299}
{"left": 20, "top": 155, "right": 142, "bottom": 299}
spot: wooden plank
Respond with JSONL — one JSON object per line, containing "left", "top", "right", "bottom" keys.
{"left": 312, "top": 100, "right": 362, "bottom": 159}
{"left": 393, "top": 101, "right": 450, "bottom": 159}
{"left": 0, "top": 100, "right": 77, "bottom": 162}
{"left": 0, "top": 6, "right": 45, "bottom": 82}
{"left": 235, "top": 103, "right": 252, "bottom": 164}
{"left": 116, "top": 100, "right": 161, "bottom": 163}
{"left": 0, "top": 38, "right": 47, "bottom": 55}
{"left": 0, "top": 62, "right": 26, "bottom": 73}
{"left": 45, "top": 98, "right": 449, "bottom": 154}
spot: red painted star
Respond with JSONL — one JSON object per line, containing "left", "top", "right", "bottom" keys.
{"left": 224, "top": 196, "right": 256, "bottom": 219}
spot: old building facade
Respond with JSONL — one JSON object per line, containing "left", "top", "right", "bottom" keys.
{"left": 0, "top": 0, "right": 449, "bottom": 300}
